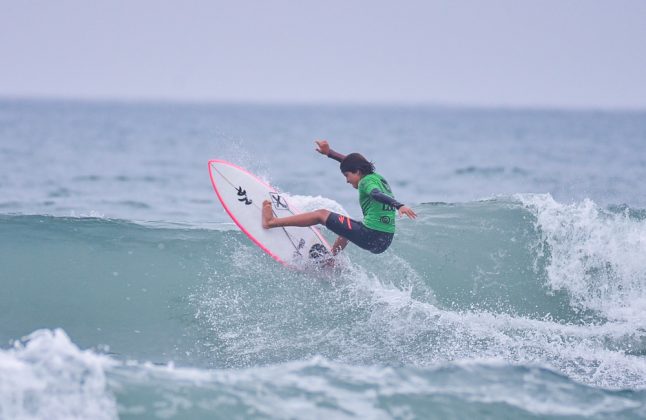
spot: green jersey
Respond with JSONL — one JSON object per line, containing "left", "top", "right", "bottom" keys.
{"left": 358, "top": 173, "right": 396, "bottom": 233}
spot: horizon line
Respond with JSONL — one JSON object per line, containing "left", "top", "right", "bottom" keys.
{"left": 1, "top": 93, "right": 645, "bottom": 114}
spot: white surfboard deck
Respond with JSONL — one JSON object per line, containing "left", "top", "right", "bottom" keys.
{"left": 208, "top": 159, "right": 332, "bottom": 268}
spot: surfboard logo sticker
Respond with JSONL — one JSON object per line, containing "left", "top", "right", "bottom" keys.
{"left": 292, "top": 238, "right": 306, "bottom": 258}
{"left": 236, "top": 186, "right": 253, "bottom": 205}
{"left": 270, "top": 192, "right": 289, "bottom": 210}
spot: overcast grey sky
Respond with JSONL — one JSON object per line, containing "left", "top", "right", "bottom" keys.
{"left": 1, "top": 0, "right": 645, "bottom": 108}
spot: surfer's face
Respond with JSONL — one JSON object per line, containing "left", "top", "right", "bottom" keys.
{"left": 343, "top": 171, "right": 362, "bottom": 189}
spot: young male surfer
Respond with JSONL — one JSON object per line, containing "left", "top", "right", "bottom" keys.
{"left": 262, "top": 140, "right": 417, "bottom": 256}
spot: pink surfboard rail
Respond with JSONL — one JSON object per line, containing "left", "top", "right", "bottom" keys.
{"left": 208, "top": 159, "right": 331, "bottom": 267}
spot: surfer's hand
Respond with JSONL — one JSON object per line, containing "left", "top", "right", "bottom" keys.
{"left": 398, "top": 206, "right": 417, "bottom": 220}
{"left": 315, "top": 140, "right": 330, "bottom": 156}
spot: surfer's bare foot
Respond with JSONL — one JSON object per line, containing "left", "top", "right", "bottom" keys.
{"left": 262, "top": 200, "right": 274, "bottom": 229}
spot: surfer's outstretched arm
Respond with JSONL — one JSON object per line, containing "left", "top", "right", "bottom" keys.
{"left": 369, "top": 189, "right": 418, "bottom": 220}
{"left": 315, "top": 140, "right": 346, "bottom": 162}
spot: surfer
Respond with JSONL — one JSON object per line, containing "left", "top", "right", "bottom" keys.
{"left": 262, "top": 140, "right": 417, "bottom": 255}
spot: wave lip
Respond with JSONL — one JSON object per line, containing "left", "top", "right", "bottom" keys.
{"left": 517, "top": 193, "right": 646, "bottom": 324}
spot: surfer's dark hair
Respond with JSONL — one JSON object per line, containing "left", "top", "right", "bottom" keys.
{"left": 340, "top": 153, "right": 375, "bottom": 175}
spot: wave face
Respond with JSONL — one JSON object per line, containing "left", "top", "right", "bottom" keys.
{"left": 2, "top": 195, "right": 646, "bottom": 418}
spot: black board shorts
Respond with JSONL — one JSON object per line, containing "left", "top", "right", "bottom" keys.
{"left": 325, "top": 212, "right": 394, "bottom": 254}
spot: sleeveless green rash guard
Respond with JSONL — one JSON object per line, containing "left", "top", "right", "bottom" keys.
{"left": 358, "top": 173, "right": 396, "bottom": 233}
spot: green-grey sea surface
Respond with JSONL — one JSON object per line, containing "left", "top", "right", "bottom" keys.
{"left": 1, "top": 100, "right": 646, "bottom": 419}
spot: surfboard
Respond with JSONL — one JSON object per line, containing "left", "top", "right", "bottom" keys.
{"left": 208, "top": 159, "right": 333, "bottom": 268}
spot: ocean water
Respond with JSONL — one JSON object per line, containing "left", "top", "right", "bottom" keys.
{"left": 1, "top": 99, "right": 646, "bottom": 419}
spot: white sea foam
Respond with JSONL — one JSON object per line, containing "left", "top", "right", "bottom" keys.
{"left": 2, "top": 328, "right": 640, "bottom": 418}
{"left": 285, "top": 194, "right": 349, "bottom": 216}
{"left": 517, "top": 193, "right": 646, "bottom": 324}
{"left": 111, "top": 354, "right": 642, "bottom": 418}
{"left": 0, "top": 329, "right": 117, "bottom": 420}
{"left": 68, "top": 210, "right": 106, "bottom": 219}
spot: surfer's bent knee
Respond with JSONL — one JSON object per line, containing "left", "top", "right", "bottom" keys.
{"left": 318, "top": 209, "right": 331, "bottom": 224}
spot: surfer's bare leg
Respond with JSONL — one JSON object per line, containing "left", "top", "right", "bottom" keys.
{"left": 262, "top": 200, "right": 330, "bottom": 229}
